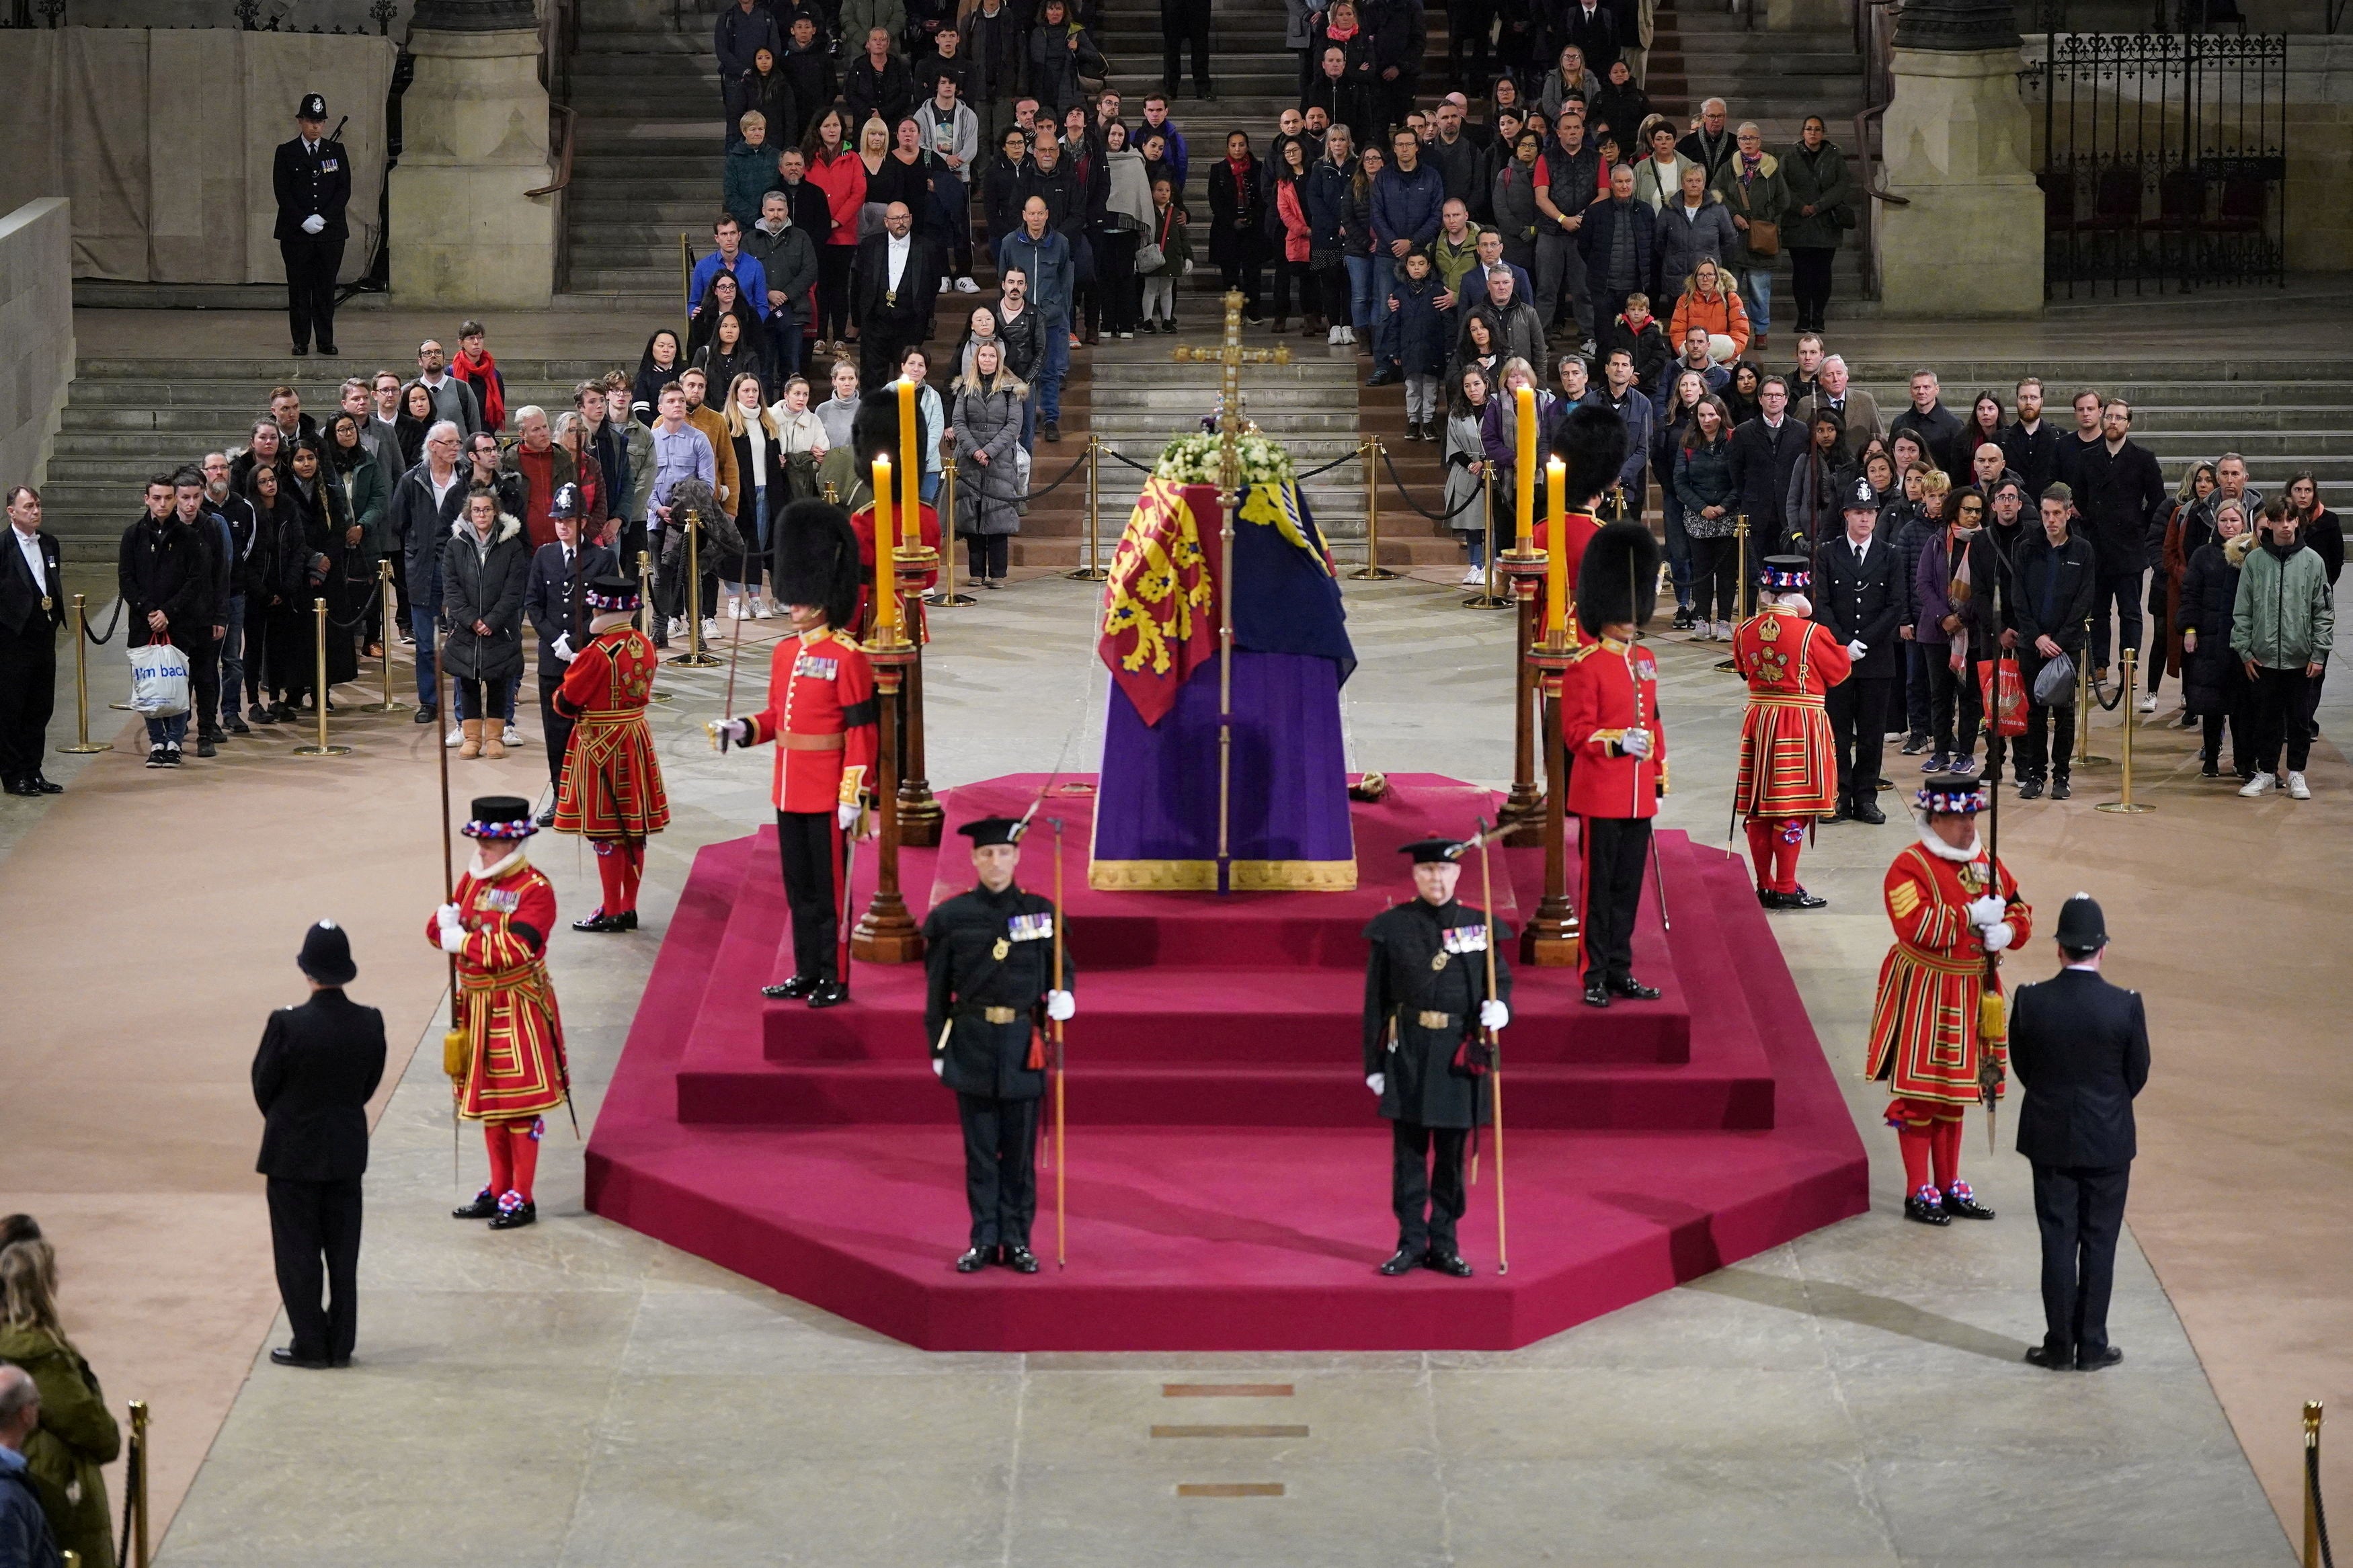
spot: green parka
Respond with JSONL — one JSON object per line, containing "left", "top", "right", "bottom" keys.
{"left": 0, "top": 1325, "right": 118, "bottom": 1568}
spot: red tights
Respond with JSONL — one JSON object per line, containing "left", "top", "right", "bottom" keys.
{"left": 594, "top": 839, "right": 646, "bottom": 915}
{"left": 1745, "top": 817, "right": 1805, "bottom": 895}
{"left": 483, "top": 1118, "right": 542, "bottom": 1202}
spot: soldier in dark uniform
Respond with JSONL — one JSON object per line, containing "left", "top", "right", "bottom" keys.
{"left": 272, "top": 92, "right": 352, "bottom": 358}
{"left": 923, "top": 816, "right": 1076, "bottom": 1274}
{"left": 1362, "top": 837, "right": 1513, "bottom": 1278}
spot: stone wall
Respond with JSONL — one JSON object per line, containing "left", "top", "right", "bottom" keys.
{"left": 0, "top": 200, "right": 75, "bottom": 494}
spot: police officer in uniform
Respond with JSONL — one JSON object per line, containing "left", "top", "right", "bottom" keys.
{"left": 1362, "top": 837, "right": 1513, "bottom": 1278}
{"left": 923, "top": 816, "right": 1076, "bottom": 1274}
{"left": 273, "top": 93, "right": 352, "bottom": 358}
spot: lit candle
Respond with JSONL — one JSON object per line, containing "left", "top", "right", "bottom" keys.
{"left": 897, "top": 376, "right": 920, "bottom": 553}
{"left": 1545, "top": 457, "right": 1568, "bottom": 638}
{"left": 872, "top": 454, "right": 898, "bottom": 638}
{"left": 1513, "top": 384, "right": 1536, "bottom": 554}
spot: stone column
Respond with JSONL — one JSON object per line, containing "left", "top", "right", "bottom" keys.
{"left": 1875, "top": 0, "right": 2042, "bottom": 317}
{"left": 389, "top": 0, "right": 555, "bottom": 307}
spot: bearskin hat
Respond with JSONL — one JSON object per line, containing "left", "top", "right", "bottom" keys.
{"left": 1574, "top": 519, "right": 1662, "bottom": 638}
{"left": 772, "top": 499, "right": 861, "bottom": 632}
{"left": 1548, "top": 402, "right": 1630, "bottom": 511}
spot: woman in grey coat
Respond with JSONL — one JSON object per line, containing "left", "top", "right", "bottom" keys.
{"left": 438, "top": 489, "right": 531, "bottom": 759}
{"left": 951, "top": 340, "right": 1029, "bottom": 588}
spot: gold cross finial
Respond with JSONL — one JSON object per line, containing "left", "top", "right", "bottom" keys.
{"left": 1172, "top": 290, "right": 1290, "bottom": 502}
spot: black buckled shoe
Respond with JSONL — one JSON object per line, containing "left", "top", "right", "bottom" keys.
{"left": 1903, "top": 1187, "right": 1951, "bottom": 1225}
{"left": 1851, "top": 799, "right": 1887, "bottom": 825}
{"left": 452, "top": 1188, "right": 500, "bottom": 1220}
{"left": 1782, "top": 886, "right": 1829, "bottom": 910}
{"left": 611, "top": 909, "right": 639, "bottom": 932}
{"left": 956, "top": 1245, "right": 995, "bottom": 1274}
{"left": 487, "top": 1199, "right": 537, "bottom": 1231}
{"left": 762, "top": 975, "right": 816, "bottom": 999}
{"left": 806, "top": 979, "right": 849, "bottom": 1008}
{"left": 572, "top": 909, "right": 619, "bottom": 933}
{"left": 1582, "top": 978, "right": 1611, "bottom": 1007}
{"left": 1378, "top": 1247, "right": 1422, "bottom": 1276}
{"left": 29, "top": 775, "right": 63, "bottom": 794}
{"left": 1002, "top": 1245, "right": 1040, "bottom": 1274}
{"left": 1757, "top": 887, "right": 1783, "bottom": 909}
{"left": 1423, "top": 1250, "right": 1474, "bottom": 1278}
{"left": 1607, "top": 975, "right": 1661, "bottom": 1000}
{"left": 1940, "top": 1182, "right": 1995, "bottom": 1221}
{"left": 2024, "top": 1343, "right": 2073, "bottom": 1371}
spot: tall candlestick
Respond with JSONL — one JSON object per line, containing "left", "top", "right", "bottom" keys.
{"left": 873, "top": 455, "right": 899, "bottom": 638}
{"left": 1545, "top": 457, "right": 1568, "bottom": 638}
{"left": 897, "top": 377, "right": 920, "bottom": 552}
{"left": 1513, "top": 385, "right": 1536, "bottom": 554}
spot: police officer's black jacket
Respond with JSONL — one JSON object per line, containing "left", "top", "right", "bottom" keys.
{"left": 924, "top": 881, "right": 1073, "bottom": 1101}
{"left": 273, "top": 133, "right": 352, "bottom": 242}
{"left": 2008, "top": 967, "right": 2149, "bottom": 1169}
{"left": 252, "top": 987, "right": 387, "bottom": 1182}
{"left": 1362, "top": 897, "right": 1513, "bottom": 1130}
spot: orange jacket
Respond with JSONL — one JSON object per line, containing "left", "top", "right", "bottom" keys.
{"left": 1668, "top": 284, "right": 1751, "bottom": 360}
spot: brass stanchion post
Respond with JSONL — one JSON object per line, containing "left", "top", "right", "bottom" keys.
{"left": 670, "top": 509, "right": 721, "bottom": 667}
{"left": 637, "top": 548, "right": 672, "bottom": 701}
{"left": 2073, "top": 614, "right": 2112, "bottom": 766}
{"left": 1464, "top": 465, "right": 1509, "bottom": 608}
{"left": 354, "top": 559, "right": 409, "bottom": 712}
{"left": 1351, "top": 434, "right": 1399, "bottom": 580}
{"left": 128, "top": 1398, "right": 149, "bottom": 1568}
{"left": 57, "top": 594, "right": 110, "bottom": 753}
{"left": 292, "top": 599, "right": 353, "bottom": 756}
{"left": 936, "top": 456, "right": 975, "bottom": 606}
{"left": 2304, "top": 1400, "right": 2325, "bottom": 1568}
{"left": 1712, "top": 512, "right": 1749, "bottom": 671}
{"left": 1066, "top": 435, "right": 1111, "bottom": 581}
{"left": 2096, "top": 647, "right": 2153, "bottom": 813}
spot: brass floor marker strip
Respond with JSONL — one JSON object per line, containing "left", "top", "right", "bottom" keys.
{"left": 1150, "top": 1424, "right": 1310, "bottom": 1439}
{"left": 1161, "top": 1383, "right": 1295, "bottom": 1398}
{"left": 1176, "top": 1483, "right": 1285, "bottom": 1498}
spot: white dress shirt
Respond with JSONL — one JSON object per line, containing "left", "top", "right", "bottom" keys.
{"left": 885, "top": 232, "right": 912, "bottom": 292}
{"left": 12, "top": 525, "right": 44, "bottom": 595}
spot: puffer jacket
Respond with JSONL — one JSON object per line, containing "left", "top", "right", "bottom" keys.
{"left": 1673, "top": 436, "right": 1739, "bottom": 538}
{"left": 2231, "top": 535, "right": 2334, "bottom": 670}
{"left": 438, "top": 511, "right": 530, "bottom": 684}
{"left": 2181, "top": 532, "right": 2249, "bottom": 715}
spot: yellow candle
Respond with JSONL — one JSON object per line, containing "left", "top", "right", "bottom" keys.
{"left": 1513, "top": 385, "right": 1536, "bottom": 554}
{"left": 1546, "top": 457, "right": 1568, "bottom": 637}
{"left": 872, "top": 455, "right": 898, "bottom": 636}
{"left": 897, "top": 376, "right": 920, "bottom": 552}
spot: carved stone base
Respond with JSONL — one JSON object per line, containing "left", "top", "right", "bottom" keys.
{"left": 852, "top": 891, "right": 924, "bottom": 963}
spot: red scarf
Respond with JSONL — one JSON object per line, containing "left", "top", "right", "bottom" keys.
{"left": 1226, "top": 153, "right": 1252, "bottom": 181}
{"left": 1326, "top": 18, "right": 1357, "bottom": 39}
{"left": 454, "top": 349, "right": 506, "bottom": 432}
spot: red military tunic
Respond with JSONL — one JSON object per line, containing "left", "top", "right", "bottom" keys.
{"left": 1866, "top": 839, "right": 2032, "bottom": 1122}
{"left": 1523, "top": 509, "right": 1603, "bottom": 638}
{"left": 1730, "top": 605, "right": 1850, "bottom": 819}
{"left": 848, "top": 501, "right": 943, "bottom": 643}
{"left": 551, "top": 624, "right": 672, "bottom": 840}
{"left": 430, "top": 854, "right": 569, "bottom": 1123}
{"left": 742, "top": 624, "right": 879, "bottom": 813}
{"left": 1556, "top": 634, "right": 1668, "bottom": 819}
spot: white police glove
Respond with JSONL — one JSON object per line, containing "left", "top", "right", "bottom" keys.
{"left": 551, "top": 633, "right": 575, "bottom": 663}
{"left": 932, "top": 1057, "right": 945, "bottom": 1077}
{"left": 301, "top": 214, "right": 325, "bottom": 236}
{"left": 1621, "top": 727, "right": 1652, "bottom": 759}
{"left": 1846, "top": 640, "right": 1868, "bottom": 661}
{"left": 837, "top": 800, "right": 862, "bottom": 831}
{"left": 1966, "top": 894, "right": 2005, "bottom": 928}
{"left": 1046, "top": 990, "right": 1075, "bottom": 1022}
{"left": 1982, "top": 921, "right": 2013, "bottom": 953}
{"left": 1365, "top": 1073, "right": 1385, "bottom": 1095}
{"left": 1480, "top": 999, "right": 1509, "bottom": 1030}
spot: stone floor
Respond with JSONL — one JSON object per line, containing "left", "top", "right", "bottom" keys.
{"left": 56, "top": 577, "right": 2288, "bottom": 1567}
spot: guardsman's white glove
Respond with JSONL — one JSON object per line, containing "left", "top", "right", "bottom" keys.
{"left": 710, "top": 716, "right": 750, "bottom": 752}
{"left": 302, "top": 214, "right": 326, "bottom": 236}
{"left": 1621, "top": 727, "right": 1652, "bottom": 759}
{"left": 1365, "top": 1073, "right": 1385, "bottom": 1095}
{"left": 837, "top": 800, "right": 862, "bottom": 831}
{"left": 1480, "top": 999, "right": 1509, "bottom": 1030}
{"left": 1966, "top": 894, "right": 2005, "bottom": 928}
{"left": 1046, "top": 990, "right": 1075, "bottom": 1022}
{"left": 1981, "top": 921, "right": 2013, "bottom": 953}
{"left": 932, "top": 1058, "right": 945, "bottom": 1077}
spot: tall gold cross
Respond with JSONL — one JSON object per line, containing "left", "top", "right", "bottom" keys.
{"left": 1172, "top": 290, "right": 1289, "bottom": 503}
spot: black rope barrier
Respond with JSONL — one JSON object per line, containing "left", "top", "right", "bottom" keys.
{"left": 1377, "top": 444, "right": 1488, "bottom": 524}
{"left": 1099, "top": 446, "right": 1155, "bottom": 474}
{"left": 1023, "top": 447, "right": 1095, "bottom": 502}
{"left": 83, "top": 600, "right": 126, "bottom": 646}
{"left": 1095, "top": 444, "right": 1354, "bottom": 483}
{"left": 2315, "top": 1436, "right": 2338, "bottom": 1568}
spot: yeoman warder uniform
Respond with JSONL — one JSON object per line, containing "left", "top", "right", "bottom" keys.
{"left": 1866, "top": 784, "right": 2031, "bottom": 1225}
{"left": 1557, "top": 520, "right": 1668, "bottom": 1009}
{"left": 434, "top": 796, "right": 570, "bottom": 1231}
{"left": 1361, "top": 837, "right": 1513, "bottom": 1277}
{"left": 272, "top": 92, "right": 352, "bottom": 357}
{"left": 552, "top": 571, "right": 671, "bottom": 932}
{"left": 715, "top": 501, "right": 877, "bottom": 1007}
{"left": 1730, "top": 554, "right": 1851, "bottom": 909}
{"left": 922, "top": 816, "right": 1076, "bottom": 1274}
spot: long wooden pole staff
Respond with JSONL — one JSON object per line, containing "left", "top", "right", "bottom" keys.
{"left": 1051, "top": 816, "right": 1069, "bottom": 1269}
{"left": 438, "top": 627, "right": 461, "bottom": 1188}
{"left": 1981, "top": 740, "right": 2003, "bottom": 1157}
{"left": 1474, "top": 818, "right": 1508, "bottom": 1275}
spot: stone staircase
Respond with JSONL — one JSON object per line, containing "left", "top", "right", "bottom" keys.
{"left": 565, "top": 0, "right": 727, "bottom": 301}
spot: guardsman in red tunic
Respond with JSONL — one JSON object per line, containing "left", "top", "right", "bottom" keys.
{"left": 1866, "top": 783, "right": 2033, "bottom": 1225}
{"left": 840, "top": 387, "right": 945, "bottom": 639}
{"left": 1730, "top": 554, "right": 1852, "bottom": 911}
{"left": 1525, "top": 403, "right": 1629, "bottom": 636}
{"left": 553, "top": 573, "right": 672, "bottom": 933}
{"left": 434, "top": 795, "right": 569, "bottom": 1231}
{"left": 1556, "top": 519, "right": 1669, "bottom": 1010}
{"left": 714, "top": 501, "right": 877, "bottom": 1008}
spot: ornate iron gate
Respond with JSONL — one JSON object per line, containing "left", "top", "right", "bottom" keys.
{"left": 2025, "top": 31, "right": 2286, "bottom": 296}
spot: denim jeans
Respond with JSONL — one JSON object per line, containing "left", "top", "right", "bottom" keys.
{"left": 1659, "top": 491, "right": 1694, "bottom": 605}
{"left": 1345, "top": 255, "right": 1378, "bottom": 335}
{"left": 1032, "top": 315, "right": 1070, "bottom": 424}
{"left": 920, "top": 472, "right": 941, "bottom": 505}
{"left": 765, "top": 300, "right": 803, "bottom": 381}
{"left": 145, "top": 711, "right": 188, "bottom": 748}
{"left": 1737, "top": 263, "right": 1771, "bottom": 335}
{"left": 411, "top": 603, "right": 441, "bottom": 708}
{"left": 220, "top": 595, "right": 245, "bottom": 716}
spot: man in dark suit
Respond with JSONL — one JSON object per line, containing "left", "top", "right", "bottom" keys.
{"left": 1812, "top": 477, "right": 1902, "bottom": 824}
{"left": 272, "top": 92, "right": 352, "bottom": 358}
{"left": 524, "top": 484, "right": 615, "bottom": 823}
{"left": 851, "top": 202, "right": 940, "bottom": 395}
{"left": 252, "top": 921, "right": 387, "bottom": 1370}
{"left": 0, "top": 485, "right": 65, "bottom": 796}
{"left": 1726, "top": 375, "right": 1804, "bottom": 555}
{"left": 2009, "top": 894, "right": 2147, "bottom": 1374}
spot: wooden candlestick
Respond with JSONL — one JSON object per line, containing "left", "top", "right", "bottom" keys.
{"left": 852, "top": 647, "right": 924, "bottom": 962}
{"left": 897, "top": 582, "right": 942, "bottom": 848}
{"left": 1497, "top": 546, "right": 1552, "bottom": 849}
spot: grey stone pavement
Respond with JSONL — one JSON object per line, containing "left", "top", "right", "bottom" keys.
{"left": 152, "top": 572, "right": 2295, "bottom": 1567}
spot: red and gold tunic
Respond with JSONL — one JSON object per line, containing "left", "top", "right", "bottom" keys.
{"left": 1866, "top": 839, "right": 2032, "bottom": 1116}
{"left": 551, "top": 624, "right": 671, "bottom": 840}
{"left": 1524, "top": 509, "right": 1603, "bottom": 639}
{"left": 848, "top": 500, "right": 943, "bottom": 643}
{"left": 1730, "top": 606, "right": 1850, "bottom": 819}
{"left": 1556, "top": 635, "right": 1669, "bottom": 819}
{"left": 742, "top": 624, "right": 879, "bottom": 814}
{"left": 430, "top": 854, "right": 569, "bottom": 1123}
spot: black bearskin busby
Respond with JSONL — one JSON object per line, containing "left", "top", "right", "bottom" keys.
{"left": 1574, "top": 519, "right": 1661, "bottom": 638}
{"left": 848, "top": 386, "right": 939, "bottom": 485}
{"left": 772, "top": 499, "right": 861, "bottom": 632}
{"left": 1548, "top": 401, "right": 1630, "bottom": 512}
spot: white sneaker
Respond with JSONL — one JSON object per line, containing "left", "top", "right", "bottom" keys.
{"left": 2136, "top": 694, "right": 2156, "bottom": 714}
{"left": 753, "top": 600, "right": 771, "bottom": 619}
{"left": 954, "top": 276, "right": 980, "bottom": 294}
{"left": 727, "top": 599, "right": 746, "bottom": 620}
{"left": 939, "top": 275, "right": 952, "bottom": 293}
{"left": 702, "top": 618, "right": 721, "bottom": 642}
{"left": 2239, "top": 770, "right": 2274, "bottom": 797}
{"left": 502, "top": 723, "right": 524, "bottom": 748}
{"left": 2288, "top": 771, "right": 2311, "bottom": 799}
{"left": 667, "top": 617, "right": 684, "bottom": 638}
{"left": 1343, "top": 326, "right": 1357, "bottom": 344}
{"left": 1461, "top": 566, "right": 1486, "bottom": 585}
{"left": 1716, "top": 620, "right": 1734, "bottom": 640}
{"left": 1328, "top": 326, "right": 1343, "bottom": 345}
{"left": 446, "top": 724, "right": 464, "bottom": 747}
